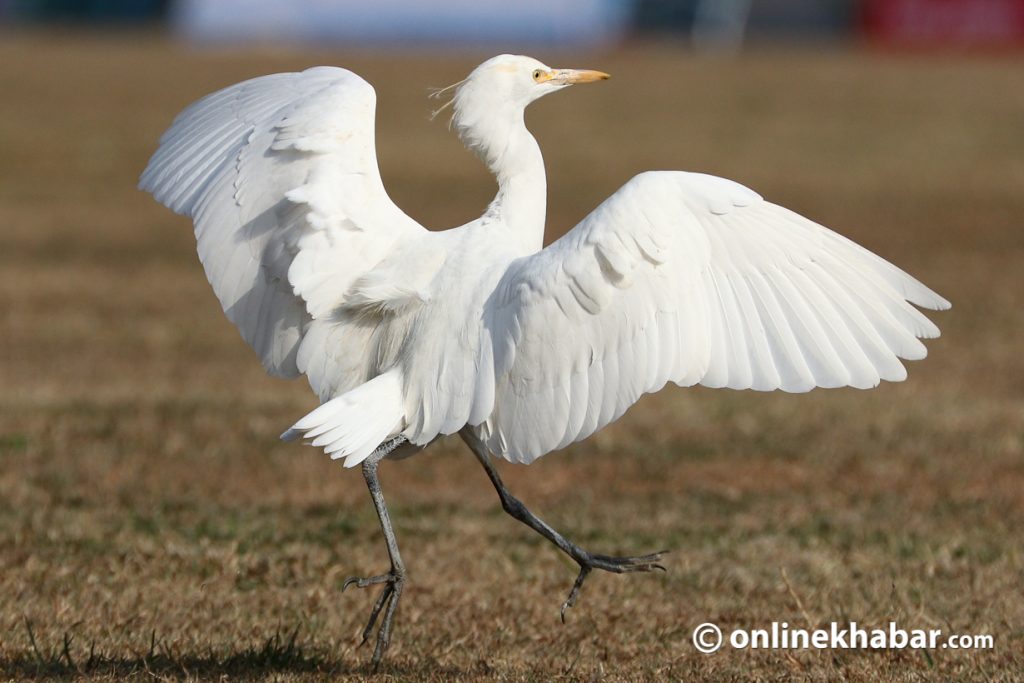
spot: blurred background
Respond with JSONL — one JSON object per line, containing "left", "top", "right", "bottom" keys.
{"left": 4, "top": 0, "right": 1024, "bottom": 48}
{"left": 1, "top": 0, "right": 1022, "bottom": 680}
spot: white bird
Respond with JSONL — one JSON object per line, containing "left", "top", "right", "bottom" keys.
{"left": 140, "top": 54, "right": 948, "bottom": 664}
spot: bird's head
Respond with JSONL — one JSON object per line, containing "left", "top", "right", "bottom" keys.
{"left": 440, "top": 55, "right": 609, "bottom": 170}
{"left": 453, "top": 54, "right": 609, "bottom": 111}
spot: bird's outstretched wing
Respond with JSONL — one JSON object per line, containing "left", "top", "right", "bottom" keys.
{"left": 140, "top": 67, "right": 425, "bottom": 393}
{"left": 480, "top": 171, "right": 949, "bottom": 463}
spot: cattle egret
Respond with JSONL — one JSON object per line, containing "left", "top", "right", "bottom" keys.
{"left": 140, "top": 54, "right": 948, "bottom": 664}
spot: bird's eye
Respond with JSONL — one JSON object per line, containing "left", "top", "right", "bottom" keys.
{"left": 532, "top": 69, "right": 545, "bottom": 82}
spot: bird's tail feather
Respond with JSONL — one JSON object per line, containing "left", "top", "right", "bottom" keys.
{"left": 281, "top": 369, "right": 405, "bottom": 468}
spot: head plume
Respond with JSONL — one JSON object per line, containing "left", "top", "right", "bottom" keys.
{"left": 446, "top": 55, "right": 549, "bottom": 169}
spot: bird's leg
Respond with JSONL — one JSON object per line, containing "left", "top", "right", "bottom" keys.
{"left": 460, "top": 429, "right": 667, "bottom": 621}
{"left": 342, "top": 437, "right": 408, "bottom": 668}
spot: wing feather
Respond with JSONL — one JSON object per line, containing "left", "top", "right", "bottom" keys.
{"left": 479, "top": 171, "right": 948, "bottom": 463}
{"left": 141, "top": 67, "right": 425, "bottom": 393}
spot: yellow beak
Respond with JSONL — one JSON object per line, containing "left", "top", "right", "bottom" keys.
{"left": 547, "top": 68, "right": 611, "bottom": 85}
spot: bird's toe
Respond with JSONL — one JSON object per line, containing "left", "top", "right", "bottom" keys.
{"left": 588, "top": 549, "right": 670, "bottom": 574}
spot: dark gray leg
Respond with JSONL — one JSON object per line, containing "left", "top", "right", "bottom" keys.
{"left": 460, "top": 429, "right": 667, "bottom": 620}
{"left": 343, "top": 438, "right": 407, "bottom": 667}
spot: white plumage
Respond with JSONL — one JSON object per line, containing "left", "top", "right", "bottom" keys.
{"left": 481, "top": 170, "right": 947, "bottom": 462}
{"left": 140, "top": 66, "right": 425, "bottom": 394}
{"left": 140, "top": 54, "right": 948, "bottom": 663}
{"left": 140, "top": 55, "right": 947, "bottom": 468}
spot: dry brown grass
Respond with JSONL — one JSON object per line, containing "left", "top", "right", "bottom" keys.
{"left": 1, "top": 32, "right": 1022, "bottom": 681}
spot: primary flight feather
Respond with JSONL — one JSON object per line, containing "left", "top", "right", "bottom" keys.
{"left": 140, "top": 54, "right": 948, "bottom": 665}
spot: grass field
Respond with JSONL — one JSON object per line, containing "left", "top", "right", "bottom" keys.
{"left": 1, "top": 33, "right": 1023, "bottom": 681}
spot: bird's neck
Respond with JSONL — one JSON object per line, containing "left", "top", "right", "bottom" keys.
{"left": 480, "top": 118, "right": 547, "bottom": 252}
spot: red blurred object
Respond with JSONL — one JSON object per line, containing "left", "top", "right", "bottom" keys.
{"left": 862, "top": 0, "right": 1024, "bottom": 47}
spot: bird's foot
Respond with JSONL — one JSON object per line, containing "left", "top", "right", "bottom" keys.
{"left": 343, "top": 569, "right": 405, "bottom": 668}
{"left": 560, "top": 550, "right": 668, "bottom": 622}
